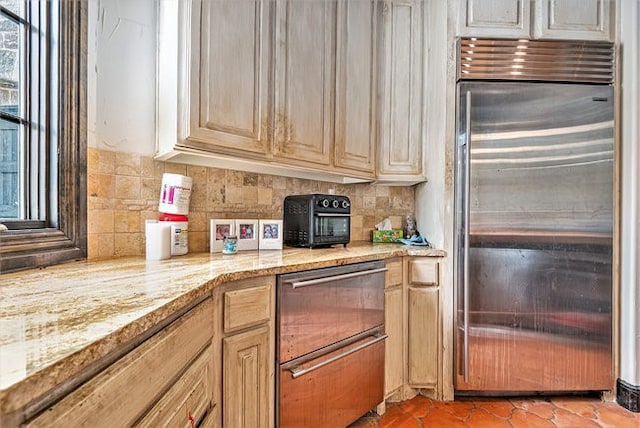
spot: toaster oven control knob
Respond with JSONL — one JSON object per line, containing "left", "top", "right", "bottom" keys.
{"left": 341, "top": 200, "right": 350, "bottom": 209}
{"left": 332, "top": 199, "right": 340, "bottom": 208}
{"left": 319, "top": 198, "right": 330, "bottom": 208}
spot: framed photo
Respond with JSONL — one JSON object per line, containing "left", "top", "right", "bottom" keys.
{"left": 259, "top": 220, "right": 283, "bottom": 250}
{"left": 235, "top": 219, "right": 259, "bottom": 250}
{"left": 210, "top": 219, "right": 235, "bottom": 252}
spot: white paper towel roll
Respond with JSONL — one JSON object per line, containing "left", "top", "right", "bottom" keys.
{"left": 145, "top": 220, "right": 171, "bottom": 260}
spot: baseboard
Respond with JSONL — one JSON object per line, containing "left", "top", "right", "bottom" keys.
{"left": 617, "top": 378, "right": 640, "bottom": 413}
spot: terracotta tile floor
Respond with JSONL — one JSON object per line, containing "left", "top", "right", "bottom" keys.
{"left": 350, "top": 395, "right": 640, "bottom": 428}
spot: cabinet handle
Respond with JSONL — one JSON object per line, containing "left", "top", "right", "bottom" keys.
{"left": 286, "top": 333, "right": 388, "bottom": 379}
{"left": 287, "top": 267, "right": 388, "bottom": 288}
{"left": 463, "top": 90, "right": 472, "bottom": 383}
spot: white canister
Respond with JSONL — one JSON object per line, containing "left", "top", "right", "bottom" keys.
{"left": 158, "top": 173, "right": 193, "bottom": 215}
{"left": 145, "top": 220, "right": 171, "bottom": 260}
{"left": 160, "top": 214, "right": 189, "bottom": 256}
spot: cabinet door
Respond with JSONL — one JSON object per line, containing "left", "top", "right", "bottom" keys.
{"left": 457, "top": 0, "right": 531, "bottom": 38}
{"left": 384, "top": 286, "right": 404, "bottom": 396}
{"left": 408, "top": 286, "right": 439, "bottom": 386}
{"left": 534, "top": 0, "right": 612, "bottom": 41}
{"left": 377, "top": 0, "right": 424, "bottom": 181}
{"left": 223, "top": 326, "right": 270, "bottom": 428}
{"left": 273, "top": 1, "right": 334, "bottom": 166}
{"left": 333, "top": 0, "right": 377, "bottom": 175}
{"left": 407, "top": 258, "right": 440, "bottom": 387}
{"left": 187, "top": 0, "right": 271, "bottom": 154}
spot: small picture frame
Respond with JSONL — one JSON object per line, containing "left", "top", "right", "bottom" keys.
{"left": 235, "top": 219, "right": 259, "bottom": 250}
{"left": 259, "top": 220, "right": 283, "bottom": 250}
{"left": 210, "top": 219, "right": 235, "bottom": 252}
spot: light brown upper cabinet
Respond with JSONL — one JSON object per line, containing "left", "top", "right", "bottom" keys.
{"left": 457, "top": 0, "right": 613, "bottom": 41}
{"left": 157, "top": 0, "right": 426, "bottom": 185}
{"left": 158, "top": 0, "right": 380, "bottom": 183}
{"left": 376, "top": 0, "right": 426, "bottom": 184}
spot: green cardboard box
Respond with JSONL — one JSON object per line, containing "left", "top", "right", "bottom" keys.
{"left": 372, "top": 229, "right": 404, "bottom": 243}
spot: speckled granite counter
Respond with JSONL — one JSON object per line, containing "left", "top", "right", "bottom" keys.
{"left": 0, "top": 242, "right": 444, "bottom": 416}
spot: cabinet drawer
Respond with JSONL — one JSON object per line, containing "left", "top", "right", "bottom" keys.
{"left": 385, "top": 258, "right": 403, "bottom": 289}
{"left": 408, "top": 259, "right": 439, "bottom": 286}
{"left": 224, "top": 283, "right": 271, "bottom": 333}
{"left": 26, "top": 298, "right": 214, "bottom": 428}
{"left": 136, "top": 345, "right": 214, "bottom": 428}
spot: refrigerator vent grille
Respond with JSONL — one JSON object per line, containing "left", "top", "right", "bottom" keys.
{"left": 458, "top": 38, "right": 614, "bottom": 83}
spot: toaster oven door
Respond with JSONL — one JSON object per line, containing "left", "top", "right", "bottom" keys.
{"left": 313, "top": 213, "right": 350, "bottom": 244}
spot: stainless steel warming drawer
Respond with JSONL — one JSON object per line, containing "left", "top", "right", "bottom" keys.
{"left": 276, "top": 261, "right": 387, "bottom": 428}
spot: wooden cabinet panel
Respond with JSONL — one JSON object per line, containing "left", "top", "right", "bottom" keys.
{"left": 408, "top": 286, "right": 438, "bottom": 386}
{"left": 377, "top": 0, "right": 425, "bottom": 182}
{"left": 334, "top": 0, "right": 377, "bottom": 175}
{"left": 408, "top": 259, "right": 439, "bottom": 286}
{"left": 136, "top": 345, "right": 214, "bottom": 428}
{"left": 224, "top": 285, "right": 271, "bottom": 333}
{"left": 534, "top": 0, "right": 612, "bottom": 40}
{"left": 384, "top": 286, "right": 404, "bottom": 396}
{"left": 273, "top": 0, "right": 333, "bottom": 166}
{"left": 385, "top": 257, "right": 403, "bottom": 289}
{"left": 188, "top": 0, "right": 271, "bottom": 154}
{"left": 458, "top": 0, "right": 530, "bottom": 37}
{"left": 26, "top": 298, "right": 214, "bottom": 428}
{"left": 223, "top": 326, "right": 270, "bottom": 428}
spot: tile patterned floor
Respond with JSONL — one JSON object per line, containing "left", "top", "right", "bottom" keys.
{"left": 350, "top": 395, "right": 640, "bottom": 428}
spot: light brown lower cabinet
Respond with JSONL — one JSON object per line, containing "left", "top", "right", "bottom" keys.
{"left": 384, "top": 258, "right": 404, "bottom": 398}
{"left": 24, "top": 297, "right": 215, "bottom": 428}
{"left": 407, "top": 258, "right": 440, "bottom": 389}
{"left": 382, "top": 256, "right": 443, "bottom": 403}
{"left": 222, "top": 326, "right": 270, "bottom": 428}
{"left": 214, "top": 276, "right": 275, "bottom": 428}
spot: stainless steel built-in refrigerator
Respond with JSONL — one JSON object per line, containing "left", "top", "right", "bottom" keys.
{"left": 455, "top": 39, "right": 614, "bottom": 393}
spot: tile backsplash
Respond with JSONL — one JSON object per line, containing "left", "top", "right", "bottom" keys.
{"left": 87, "top": 147, "right": 416, "bottom": 259}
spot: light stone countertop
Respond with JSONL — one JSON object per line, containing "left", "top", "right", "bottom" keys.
{"left": 0, "top": 242, "right": 445, "bottom": 416}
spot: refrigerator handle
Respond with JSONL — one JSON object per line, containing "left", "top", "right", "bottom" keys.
{"left": 463, "top": 90, "right": 471, "bottom": 383}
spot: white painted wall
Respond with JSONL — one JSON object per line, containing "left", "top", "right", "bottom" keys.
{"left": 87, "top": 0, "right": 157, "bottom": 155}
{"left": 619, "top": 0, "right": 640, "bottom": 387}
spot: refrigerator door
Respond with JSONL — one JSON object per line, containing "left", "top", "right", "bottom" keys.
{"left": 455, "top": 82, "right": 613, "bottom": 392}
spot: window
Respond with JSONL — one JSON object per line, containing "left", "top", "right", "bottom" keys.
{"left": 0, "top": 0, "right": 86, "bottom": 273}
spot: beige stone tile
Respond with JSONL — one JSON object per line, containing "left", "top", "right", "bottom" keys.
{"left": 87, "top": 233, "right": 115, "bottom": 259}
{"left": 115, "top": 152, "right": 141, "bottom": 176}
{"left": 188, "top": 166, "right": 208, "bottom": 211}
{"left": 165, "top": 162, "right": 187, "bottom": 175}
{"left": 87, "top": 147, "right": 99, "bottom": 173}
{"left": 114, "top": 210, "right": 141, "bottom": 233}
{"left": 88, "top": 173, "right": 115, "bottom": 199}
{"left": 142, "top": 177, "right": 161, "bottom": 204}
{"left": 188, "top": 231, "right": 207, "bottom": 253}
{"left": 88, "top": 209, "right": 114, "bottom": 234}
{"left": 227, "top": 170, "right": 243, "bottom": 186}
{"left": 243, "top": 173, "right": 258, "bottom": 186}
{"left": 97, "top": 149, "right": 116, "bottom": 174}
{"left": 375, "top": 186, "right": 390, "bottom": 197}
{"left": 114, "top": 233, "right": 144, "bottom": 257}
{"left": 376, "top": 196, "right": 390, "bottom": 210}
{"left": 141, "top": 156, "right": 164, "bottom": 179}
{"left": 115, "top": 176, "right": 141, "bottom": 200}
{"left": 363, "top": 196, "right": 376, "bottom": 210}
{"left": 273, "top": 175, "right": 287, "bottom": 189}
{"left": 258, "top": 187, "right": 273, "bottom": 206}
{"left": 187, "top": 211, "right": 207, "bottom": 232}
{"left": 226, "top": 185, "right": 243, "bottom": 204}
{"left": 258, "top": 174, "right": 273, "bottom": 188}
{"left": 242, "top": 185, "right": 258, "bottom": 206}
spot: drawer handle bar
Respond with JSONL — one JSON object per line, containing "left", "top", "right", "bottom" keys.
{"left": 288, "top": 267, "right": 388, "bottom": 288}
{"left": 288, "top": 333, "right": 388, "bottom": 379}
